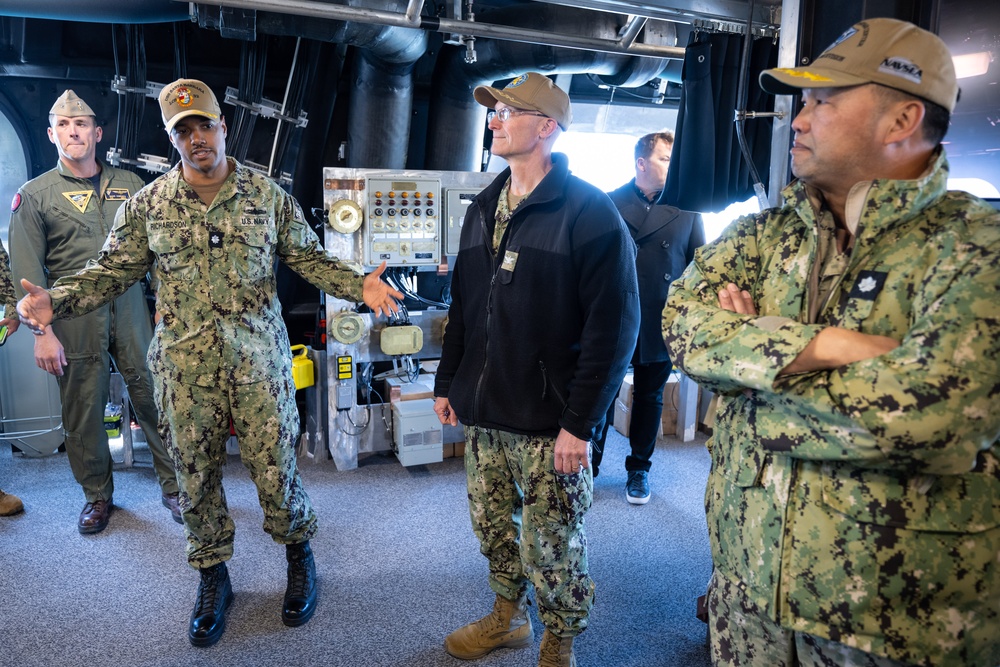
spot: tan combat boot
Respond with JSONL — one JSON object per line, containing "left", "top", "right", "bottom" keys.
{"left": 444, "top": 593, "right": 533, "bottom": 659}
{"left": 538, "top": 629, "right": 576, "bottom": 667}
{"left": 0, "top": 489, "right": 24, "bottom": 516}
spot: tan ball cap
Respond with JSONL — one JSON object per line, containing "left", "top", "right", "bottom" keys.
{"left": 474, "top": 72, "right": 572, "bottom": 130}
{"left": 759, "top": 18, "right": 959, "bottom": 113}
{"left": 50, "top": 90, "right": 95, "bottom": 118}
{"left": 159, "top": 78, "right": 222, "bottom": 133}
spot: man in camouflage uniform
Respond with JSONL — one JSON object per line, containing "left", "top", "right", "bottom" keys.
{"left": 0, "top": 240, "right": 23, "bottom": 517}
{"left": 17, "top": 78, "right": 402, "bottom": 648}
{"left": 9, "top": 90, "right": 179, "bottom": 534}
{"left": 663, "top": 19, "right": 999, "bottom": 667}
{"left": 433, "top": 72, "right": 639, "bottom": 667}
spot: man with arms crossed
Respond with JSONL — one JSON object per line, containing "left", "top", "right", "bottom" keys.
{"left": 663, "top": 18, "right": 999, "bottom": 667}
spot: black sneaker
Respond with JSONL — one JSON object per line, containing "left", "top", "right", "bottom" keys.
{"left": 625, "top": 471, "right": 650, "bottom": 505}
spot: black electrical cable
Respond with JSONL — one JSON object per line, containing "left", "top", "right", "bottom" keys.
{"left": 734, "top": 0, "right": 765, "bottom": 191}
{"left": 385, "top": 267, "right": 450, "bottom": 309}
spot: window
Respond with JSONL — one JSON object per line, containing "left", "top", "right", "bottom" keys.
{"left": 0, "top": 107, "right": 29, "bottom": 251}
{"left": 938, "top": 0, "right": 1000, "bottom": 197}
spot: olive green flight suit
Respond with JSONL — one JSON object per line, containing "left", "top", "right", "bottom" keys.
{"left": 9, "top": 160, "right": 176, "bottom": 502}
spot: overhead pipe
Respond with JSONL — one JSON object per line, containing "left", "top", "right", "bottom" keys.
{"left": 194, "top": 2, "right": 428, "bottom": 169}
{"left": 187, "top": 0, "right": 685, "bottom": 59}
{"left": 203, "top": 0, "right": 427, "bottom": 63}
{"left": 426, "top": 44, "right": 622, "bottom": 172}
{"left": 524, "top": 0, "right": 779, "bottom": 30}
{"left": 192, "top": 0, "right": 681, "bottom": 170}
{"left": 0, "top": 0, "right": 188, "bottom": 23}
{"left": 617, "top": 16, "right": 648, "bottom": 49}
{"left": 425, "top": 4, "right": 676, "bottom": 171}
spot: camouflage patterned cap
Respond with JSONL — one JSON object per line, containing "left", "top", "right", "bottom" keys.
{"left": 159, "top": 78, "right": 222, "bottom": 133}
{"left": 474, "top": 72, "right": 572, "bottom": 130}
{"left": 49, "top": 90, "right": 95, "bottom": 117}
{"left": 759, "top": 18, "right": 959, "bottom": 112}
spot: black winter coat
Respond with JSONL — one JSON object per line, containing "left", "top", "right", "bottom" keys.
{"left": 607, "top": 180, "right": 705, "bottom": 365}
{"left": 435, "top": 154, "right": 640, "bottom": 441}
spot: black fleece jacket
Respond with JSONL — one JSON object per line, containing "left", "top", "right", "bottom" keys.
{"left": 434, "top": 153, "right": 640, "bottom": 441}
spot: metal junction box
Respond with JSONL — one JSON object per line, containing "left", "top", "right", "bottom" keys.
{"left": 391, "top": 398, "right": 443, "bottom": 466}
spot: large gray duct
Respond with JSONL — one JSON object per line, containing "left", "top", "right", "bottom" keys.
{"left": 347, "top": 50, "right": 417, "bottom": 168}
{"left": 425, "top": 5, "right": 673, "bottom": 171}
{"left": 0, "top": 0, "right": 188, "bottom": 22}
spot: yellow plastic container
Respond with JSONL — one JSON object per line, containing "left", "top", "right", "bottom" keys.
{"left": 290, "top": 345, "right": 315, "bottom": 390}
{"left": 104, "top": 402, "right": 123, "bottom": 437}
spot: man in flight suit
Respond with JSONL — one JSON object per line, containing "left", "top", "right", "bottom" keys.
{"left": 17, "top": 78, "right": 403, "bottom": 648}
{"left": 9, "top": 90, "right": 179, "bottom": 533}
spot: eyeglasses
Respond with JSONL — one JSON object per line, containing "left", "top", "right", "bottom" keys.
{"left": 487, "top": 108, "right": 548, "bottom": 123}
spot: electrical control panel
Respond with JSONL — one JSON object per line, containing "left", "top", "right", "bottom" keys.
{"left": 322, "top": 168, "right": 494, "bottom": 271}
{"left": 362, "top": 176, "right": 442, "bottom": 267}
{"left": 319, "top": 167, "right": 495, "bottom": 470}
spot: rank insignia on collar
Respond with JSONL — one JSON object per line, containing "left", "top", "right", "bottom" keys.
{"left": 104, "top": 188, "right": 130, "bottom": 201}
{"left": 848, "top": 270, "right": 887, "bottom": 300}
{"left": 209, "top": 230, "right": 224, "bottom": 248}
{"left": 62, "top": 190, "right": 93, "bottom": 213}
{"left": 501, "top": 250, "right": 518, "bottom": 272}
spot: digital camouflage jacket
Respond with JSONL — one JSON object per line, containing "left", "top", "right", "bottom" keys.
{"left": 0, "top": 241, "right": 15, "bottom": 319}
{"left": 48, "top": 158, "right": 364, "bottom": 387}
{"left": 663, "top": 151, "right": 999, "bottom": 666}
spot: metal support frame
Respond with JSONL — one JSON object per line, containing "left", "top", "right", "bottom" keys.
{"left": 675, "top": 373, "right": 700, "bottom": 442}
{"left": 766, "top": 0, "right": 800, "bottom": 205}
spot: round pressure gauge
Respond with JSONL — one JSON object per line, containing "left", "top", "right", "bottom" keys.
{"left": 328, "top": 199, "right": 364, "bottom": 234}
{"left": 330, "top": 312, "right": 366, "bottom": 345}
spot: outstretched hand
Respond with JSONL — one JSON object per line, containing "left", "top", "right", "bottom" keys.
{"left": 362, "top": 261, "right": 404, "bottom": 318}
{"left": 16, "top": 279, "right": 54, "bottom": 334}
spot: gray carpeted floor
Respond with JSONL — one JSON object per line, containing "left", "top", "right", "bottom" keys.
{"left": 0, "top": 429, "right": 712, "bottom": 667}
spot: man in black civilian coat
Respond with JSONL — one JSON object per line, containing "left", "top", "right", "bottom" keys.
{"left": 594, "top": 132, "right": 705, "bottom": 504}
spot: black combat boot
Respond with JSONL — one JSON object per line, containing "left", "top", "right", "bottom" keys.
{"left": 189, "top": 562, "right": 234, "bottom": 647}
{"left": 282, "top": 541, "right": 317, "bottom": 627}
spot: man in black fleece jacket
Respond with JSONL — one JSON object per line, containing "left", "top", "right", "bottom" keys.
{"left": 433, "top": 72, "right": 639, "bottom": 667}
